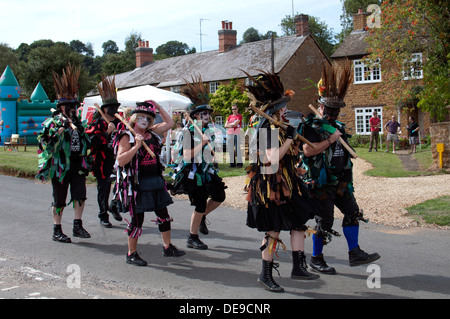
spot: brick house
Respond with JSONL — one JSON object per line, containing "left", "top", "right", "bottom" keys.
{"left": 330, "top": 9, "right": 431, "bottom": 141}
{"left": 113, "top": 15, "right": 330, "bottom": 123}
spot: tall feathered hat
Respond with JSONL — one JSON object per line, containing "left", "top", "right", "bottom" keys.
{"left": 317, "top": 62, "right": 353, "bottom": 108}
{"left": 52, "top": 63, "right": 81, "bottom": 107}
{"left": 182, "top": 75, "right": 213, "bottom": 116}
{"left": 97, "top": 75, "right": 120, "bottom": 109}
{"left": 242, "top": 69, "right": 294, "bottom": 128}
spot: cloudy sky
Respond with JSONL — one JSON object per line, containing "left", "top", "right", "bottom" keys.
{"left": 3, "top": 0, "right": 344, "bottom": 55}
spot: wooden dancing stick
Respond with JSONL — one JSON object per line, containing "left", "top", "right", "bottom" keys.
{"left": 114, "top": 113, "right": 156, "bottom": 158}
{"left": 308, "top": 104, "right": 357, "bottom": 159}
{"left": 186, "top": 113, "right": 215, "bottom": 157}
{"left": 249, "top": 104, "right": 316, "bottom": 149}
{"left": 50, "top": 108, "right": 77, "bottom": 130}
{"left": 94, "top": 103, "right": 111, "bottom": 124}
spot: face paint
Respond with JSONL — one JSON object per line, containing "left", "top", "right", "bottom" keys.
{"left": 136, "top": 115, "right": 151, "bottom": 130}
{"left": 199, "top": 111, "right": 210, "bottom": 124}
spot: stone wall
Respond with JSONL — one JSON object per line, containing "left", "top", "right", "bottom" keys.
{"left": 430, "top": 122, "right": 450, "bottom": 170}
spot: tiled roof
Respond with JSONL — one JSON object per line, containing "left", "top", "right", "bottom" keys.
{"left": 114, "top": 35, "right": 309, "bottom": 89}
{"left": 331, "top": 30, "right": 370, "bottom": 59}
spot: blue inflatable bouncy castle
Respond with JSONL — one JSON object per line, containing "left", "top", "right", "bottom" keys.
{"left": 0, "top": 66, "right": 55, "bottom": 145}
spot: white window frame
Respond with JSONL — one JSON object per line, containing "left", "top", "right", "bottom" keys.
{"left": 403, "top": 53, "right": 423, "bottom": 80}
{"left": 354, "top": 59, "right": 381, "bottom": 84}
{"left": 354, "top": 107, "right": 383, "bottom": 135}
{"left": 209, "top": 82, "right": 221, "bottom": 94}
{"left": 214, "top": 116, "right": 223, "bottom": 125}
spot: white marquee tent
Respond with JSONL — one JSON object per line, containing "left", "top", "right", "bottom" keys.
{"left": 83, "top": 84, "right": 192, "bottom": 112}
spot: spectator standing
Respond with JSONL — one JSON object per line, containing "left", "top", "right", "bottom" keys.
{"left": 407, "top": 116, "right": 419, "bottom": 154}
{"left": 385, "top": 116, "right": 401, "bottom": 153}
{"left": 368, "top": 111, "right": 381, "bottom": 152}
{"left": 224, "top": 104, "right": 243, "bottom": 167}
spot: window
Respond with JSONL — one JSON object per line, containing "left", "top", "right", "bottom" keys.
{"left": 354, "top": 107, "right": 383, "bottom": 135}
{"left": 209, "top": 82, "right": 221, "bottom": 94}
{"left": 171, "top": 86, "right": 181, "bottom": 94}
{"left": 214, "top": 116, "right": 223, "bottom": 125}
{"left": 403, "top": 53, "right": 423, "bottom": 80}
{"left": 354, "top": 59, "right": 381, "bottom": 84}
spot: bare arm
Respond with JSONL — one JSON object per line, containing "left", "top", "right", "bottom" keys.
{"left": 116, "top": 133, "right": 144, "bottom": 167}
{"left": 150, "top": 101, "right": 174, "bottom": 135}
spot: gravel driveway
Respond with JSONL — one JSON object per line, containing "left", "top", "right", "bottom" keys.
{"left": 219, "top": 158, "right": 450, "bottom": 230}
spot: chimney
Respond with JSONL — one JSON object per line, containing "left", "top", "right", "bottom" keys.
{"left": 135, "top": 40, "right": 153, "bottom": 68}
{"left": 353, "top": 9, "right": 369, "bottom": 31}
{"left": 295, "top": 14, "right": 310, "bottom": 37}
{"left": 218, "top": 20, "right": 237, "bottom": 53}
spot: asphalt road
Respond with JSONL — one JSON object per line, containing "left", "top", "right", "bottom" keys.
{"left": 0, "top": 174, "right": 449, "bottom": 302}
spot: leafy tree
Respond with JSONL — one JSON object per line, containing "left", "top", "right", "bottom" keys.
{"left": 365, "top": 0, "right": 449, "bottom": 122}
{"left": 240, "top": 28, "right": 278, "bottom": 44}
{"left": 0, "top": 44, "right": 18, "bottom": 72}
{"left": 209, "top": 79, "right": 250, "bottom": 122}
{"left": 155, "top": 40, "right": 195, "bottom": 60}
{"left": 102, "top": 40, "right": 119, "bottom": 55}
{"left": 15, "top": 43, "right": 94, "bottom": 101}
{"left": 280, "top": 14, "right": 336, "bottom": 57}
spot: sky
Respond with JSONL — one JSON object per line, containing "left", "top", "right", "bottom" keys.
{"left": 2, "top": 0, "right": 344, "bottom": 56}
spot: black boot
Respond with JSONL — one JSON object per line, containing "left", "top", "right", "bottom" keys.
{"left": 108, "top": 200, "right": 123, "bottom": 222}
{"left": 52, "top": 224, "right": 71, "bottom": 243}
{"left": 348, "top": 246, "right": 380, "bottom": 267}
{"left": 99, "top": 212, "right": 112, "bottom": 228}
{"left": 310, "top": 254, "right": 337, "bottom": 275}
{"left": 291, "top": 251, "right": 320, "bottom": 280}
{"left": 258, "top": 260, "right": 284, "bottom": 293}
{"left": 199, "top": 215, "right": 209, "bottom": 235}
{"left": 73, "top": 219, "right": 91, "bottom": 238}
{"left": 186, "top": 233, "right": 208, "bottom": 250}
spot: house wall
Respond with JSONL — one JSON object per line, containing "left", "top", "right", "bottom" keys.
{"left": 332, "top": 57, "right": 430, "bottom": 138}
{"left": 279, "top": 37, "right": 331, "bottom": 116}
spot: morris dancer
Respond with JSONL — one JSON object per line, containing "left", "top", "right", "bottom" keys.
{"left": 244, "top": 70, "right": 320, "bottom": 293}
{"left": 299, "top": 63, "right": 380, "bottom": 274}
{"left": 115, "top": 101, "right": 184, "bottom": 266}
{"left": 86, "top": 76, "right": 122, "bottom": 228}
{"left": 37, "top": 63, "right": 91, "bottom": 243}
{"left": 171, "top": 75, "right": 226, "bottom": 250}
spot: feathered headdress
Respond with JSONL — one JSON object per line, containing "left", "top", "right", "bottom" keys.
{"left": 182, "top": 74, "right": 213, "bottom": 116}
{"left": 242, "top": 69, "right": 294, "bottom": 114}
{"left": 97, "top": 74, "right": 120, "bottom": 108}
{"left": 52, "top": 63, "right": 81, "bottom": 106}
{"left": 242, "top": 69, "right": 294, "bottom": 128}
{"left": 317, "top": 62, "right": 353, "bottom": 108}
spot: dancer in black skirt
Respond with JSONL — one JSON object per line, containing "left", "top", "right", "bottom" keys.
{"left": 115, "top": 101, "right": 185, "bottom": 266}
{"left": 243, "top": 71, "right": 320, "bottom": 292}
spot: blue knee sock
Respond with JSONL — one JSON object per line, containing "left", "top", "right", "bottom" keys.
{"left": 312, "top": 234, "right": 324, "bottom": 256}
{"left": 343, "top": 225, "right": 359, "bottom": 251}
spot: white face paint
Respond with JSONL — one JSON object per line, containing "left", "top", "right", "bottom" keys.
{"left": 136, "top": 115, "right": 151, "bottom": 130}
{"left": 198, "top": 111, "right": 211, "bottom": 125}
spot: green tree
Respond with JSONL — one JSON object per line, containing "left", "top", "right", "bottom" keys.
{"left": 240, "top": 28, "right": 278, "bottom": 44}
{"left": 155, "top": 40, "right": 195, "bottom": 60}
{"left": 0, "top": 44, "right": 18, "bottom": 72}
{"left": 209, "top": 79, "right": 249, "bottom": 122}
{"left": 16, "top": 43, "right": 94, "bottom": 101}
{"left": 280, "top": 14, "right": 336, "bottom": 57}
{"left": 101, "top": 40, "right": 119, "bottom": 55}
{"left": 365, "top": 0, "right": 449, "bottom": 122}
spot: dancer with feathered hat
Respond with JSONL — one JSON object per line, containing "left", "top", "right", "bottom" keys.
{"left": 171, "top": 75, "right": 226, "bottom": 250}
{"left": 243, "top": 70, "right": 320, "bottom": 293}
{"left": 37, "top": 63, "right": 92, "bottom": 243}
{"left": 86, "top": 75, "right": 123, "bottom": 227}
{"left": 298, "top": 62, "right": 380, "bottom": 274}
